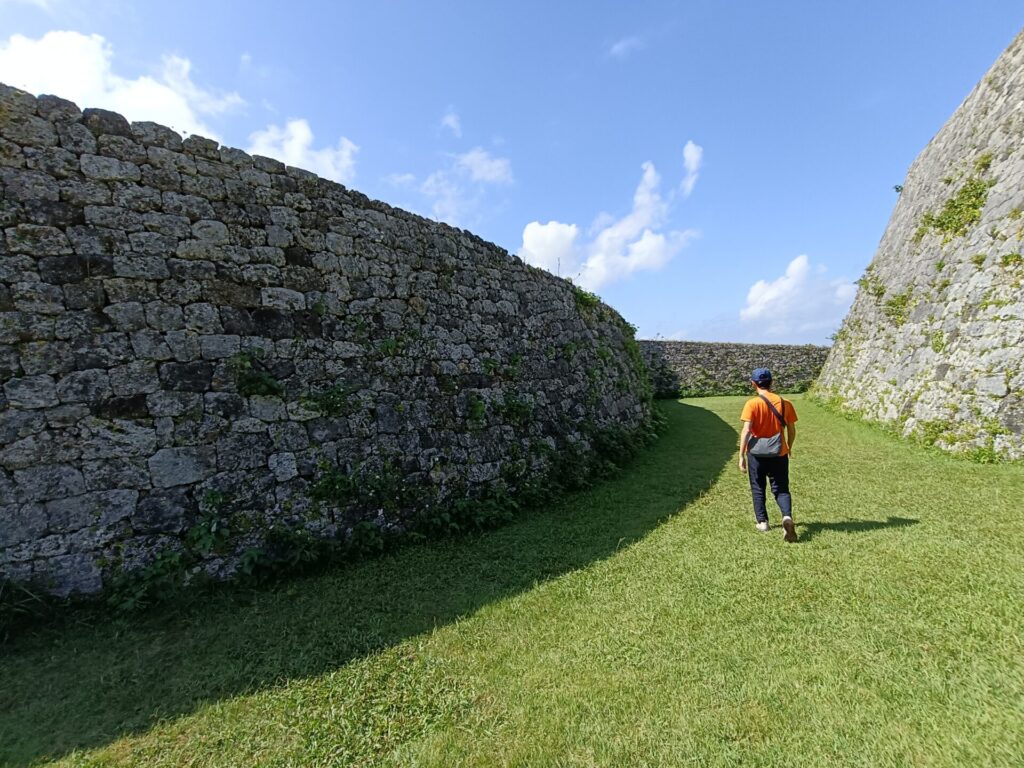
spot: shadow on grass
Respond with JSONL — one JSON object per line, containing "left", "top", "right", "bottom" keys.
{"left": 0, "top": 400, "right": 736, "bottom": 766}
{"left": 798, "top": 516, "right": 920, "bottom": 543}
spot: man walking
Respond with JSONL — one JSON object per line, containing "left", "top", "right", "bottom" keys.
{"left": 738, "top": 368, "right": 799, "bottom": 542}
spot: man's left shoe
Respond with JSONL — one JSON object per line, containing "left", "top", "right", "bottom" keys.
{"left": 782, "top": 516, "right": 798, "bottom": 543}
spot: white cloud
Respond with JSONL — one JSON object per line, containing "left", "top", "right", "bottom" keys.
{"left": 456, "top": 147, "right": 512, "bottom": 184}
{"left": 520, "top": 157, "right": 699, "bottom": 291}
{"left": 441, "top": 109, "right": 462, "bottom": 138}
{"left": 609, "top": 36, "right": 644, "bottom": 59}
{"left": 681, "top": 140, "right": 703, "bottom": 197}
{"left": 248, "top": 119, "right": 358, "bottom": 185}
{"left": 0, "top": 31, "right": 243, "bottom": 139}
{"left": 520, "top": 221, "right": 579, "bottom": 276}
{"left": 740, "top": 255, "right": 856, "bottom": 336}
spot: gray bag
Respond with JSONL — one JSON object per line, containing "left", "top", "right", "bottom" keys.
{"left": 746, "top": 395, "right": 787, "bottom": 458}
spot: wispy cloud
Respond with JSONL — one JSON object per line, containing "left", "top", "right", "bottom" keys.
{"left": 456, "top": 147, "right": 513, "bottom": 184}
{"left": 681, "top": 140, "right": 703, "bottom": 197}
{"left": 0, "top": 30, "right": 243, "bottom": 139}
{"left": 0, "top": 0, "right": 57, "bottom": 13}
{"left": 388, "top": 146, "right": 514, "bottom": 226}
{"left": 609, "top": 35, "right": 645, "bottom": 60}
{"left": 441, "top": 109, "right": 462, "bottom": 138}
{"left": 520, "top": 153, "right": 700, "bottom": 291}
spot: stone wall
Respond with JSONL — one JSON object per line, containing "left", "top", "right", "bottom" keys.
{"left": 817, "top": 30, "right": 1024, "bottom": 460}
{"left": 0, "top": 83, "right": 652, "bottom": 597}
{"left": 639, "top": 340, "right": 829, "bottom": 398}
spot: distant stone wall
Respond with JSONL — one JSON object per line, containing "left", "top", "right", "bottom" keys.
{"left": 639, "top": 341, "right": 829, "bottom": 398}
{"left": 0, "top": 82, "right": 652, "bottom": 597}
{"left": 817, "top": 30, "right": 1024, "bottom": 460}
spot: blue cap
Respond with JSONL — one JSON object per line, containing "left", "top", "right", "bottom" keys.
{"left": 751, "top": 368, "right": 772, "bottom": 385}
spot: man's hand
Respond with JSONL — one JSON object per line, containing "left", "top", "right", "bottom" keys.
{"left": 738, "top": 453, "right": 747, "bottom": 472}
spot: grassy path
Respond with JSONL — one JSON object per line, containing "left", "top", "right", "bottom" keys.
{"left": 2, "top": 396, "right": 1023, "bottom": 766}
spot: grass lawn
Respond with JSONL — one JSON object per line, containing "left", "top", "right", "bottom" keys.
{"left": 2, "top": 395, "right": 1023, "bottom": 767}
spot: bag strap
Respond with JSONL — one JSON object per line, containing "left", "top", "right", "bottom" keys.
{"left": 758, "top": 394, "right": 786, "bottom": 427}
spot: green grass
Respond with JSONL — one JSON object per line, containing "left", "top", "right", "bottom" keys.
{"left": 2, "top": 397, "right": 1023, "bottom": 767}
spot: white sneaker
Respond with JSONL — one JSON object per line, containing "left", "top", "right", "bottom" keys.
{"left": 755, "top": 521, "right": 770, "bottom": 533}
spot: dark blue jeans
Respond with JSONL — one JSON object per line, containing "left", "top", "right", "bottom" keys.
{"left": 746, "top": 454, "right": 792, "bottom": 523}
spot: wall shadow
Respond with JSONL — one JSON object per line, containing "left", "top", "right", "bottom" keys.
{"left": 798, "top": 516, "right": 920, "bottom": 543}
{"left": 0, "top": 400, "right": 736, "bottom": 765}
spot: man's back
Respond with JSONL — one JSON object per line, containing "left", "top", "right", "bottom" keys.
{"left": 740, "top": 392, "right": 798, "bottom": 455}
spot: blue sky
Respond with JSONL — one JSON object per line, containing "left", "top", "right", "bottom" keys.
{"left": 2, "top": 1, "right": 1022, "bottom": 344}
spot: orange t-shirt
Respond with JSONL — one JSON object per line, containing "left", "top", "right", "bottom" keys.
{"left": 740, "top": 392, "right": 798, "bottom": 456}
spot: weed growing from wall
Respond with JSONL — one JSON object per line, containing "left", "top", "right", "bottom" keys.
{"left": 230, "top": 349, "right": 285, "bottom": 397}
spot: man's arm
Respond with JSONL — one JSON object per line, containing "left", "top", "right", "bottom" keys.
{"left": 738, "top": 421, "right": 751, "bottom": 470}
{"left": 786, "top": 423, "right": 797, "bottom": 453}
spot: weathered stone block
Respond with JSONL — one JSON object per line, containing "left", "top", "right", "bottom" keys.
{"left": 132, "top": 487, "right": 193, "bottom": 533}
{"left": 6, "top": 224, "right": 71, "bottom": 255}
{"left": 55, "top": 368, "right": 112, "bottom": 403}
{"left": 103, "top": 301, "right": 147, "bottom": 331}
{"left": 158, "top": 361, "right": 213, "bottom": 392}
{"left": 0, "top": 503, "right": 45, "bottom": 548}
{"left": 267, "top": 452, "right": 298, "bottom": 482}
{"left": 56, "top": 122, "right": 97, "bottom": 154}
{"left": 144, "top": 301, "right": 185, "bottom": 331}
{"left": 46, "top": 489, "right": 138, "bottom": 533}
{"left": 1, "top": 168, "right": 60, "bottom": 202}
{"left": 79, "top": 418, "right": 157, "bottom": 460}
{"left": 80, "top": 154, "right": 141, "bottom": 182}
{"left": 216, "top": 432, "right": 272, "bottom": 470}
{"left": 132, "top": 121, "right": 183, "bottom": 151}
{"left": 148, "top": 447, "right": 215, "bottom": 488}
{"left": 3, "top": 374, "right": 59, "bottom": 409}
{"left": 45, "top": 553, "right": 103, "bottom": 597}
{"left": 260, "top": 287, "right": 305, "bottom": 310}
{"left": 92, "top": 393, "right": 150, "bottom": 420}
{"left": 82, "top": 108, "right": 133, "bottom": 138}
{"left": 109, "top": 360, "right": 160, "bottom": 396}
{"left": 81, "top": 457, "right": 151, "bottom": 491}
{"left": 198, "top": 334, "right": 239, "bottom": 360}
{"left": 193, "top": 219, "right": 230, "bottom": 244}
{"left": 98, "top": 134, "right": 147, "bottom": 164}
{"left": 14, "top": 464, "right": 86, "bottom": 502}
{"left": 183, "top": 302, "right": 223, "bottom": 334}
{"left": 1, "top": 114, "right": 58, "bottom": 148}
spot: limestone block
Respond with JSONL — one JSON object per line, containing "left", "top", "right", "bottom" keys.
{"left": 193, "top": 219, "right": 230, "bottom": 244}
{"left": 268, "top": 452, "right": 298, "bottom": 482}
{"left": 46, "top": 489, "right": 138, "bottom": 533}
{"left": 55, "top": 369, "right": 111, "bottom": 403}
{"left": 0, "top": 503, "right": 46, "bottom": 548}
{"left": 132, "top": 487, "right": 192, "bottom": 533}
{"left": 260, "top": 286, "right": 305, "bottom": 310}
{"left": 183, "top": 302, "right": 223, "bottom": 333}
{"left": 148, "top": 447, "right": 216, "bottom": 488}
{"left": 80, "top": 154, "right": 141, "bottom": 182}
{"left": 4, "top": 375, "right": 59, "bottom": 409}
{"left": 199, "top": 334, "right": 240, "bottom": 360}
{"left": 45, "top": 553, "right": 103, "bottom": 597}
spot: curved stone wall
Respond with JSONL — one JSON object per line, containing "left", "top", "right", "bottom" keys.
{"left": 817, "top": 31, "right": 1024, "bottom": 460}
{"left": 639, "top": 340, "right": 829, "bottom": 398}
{"left": 0, "top": 83, "right": 652, "bottom": 596}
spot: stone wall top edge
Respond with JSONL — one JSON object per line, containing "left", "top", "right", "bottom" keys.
{"left": 638, "top": 340, "right": 830, "bottom": 350}
{"left": 901, "top": 27, "right": 1024, "bottom": 181}
{"left": 2, "top": 82, "right": 528, "bottom": 264}
{"left": 1, "top": 80, "right": 625, "bottom": 318}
